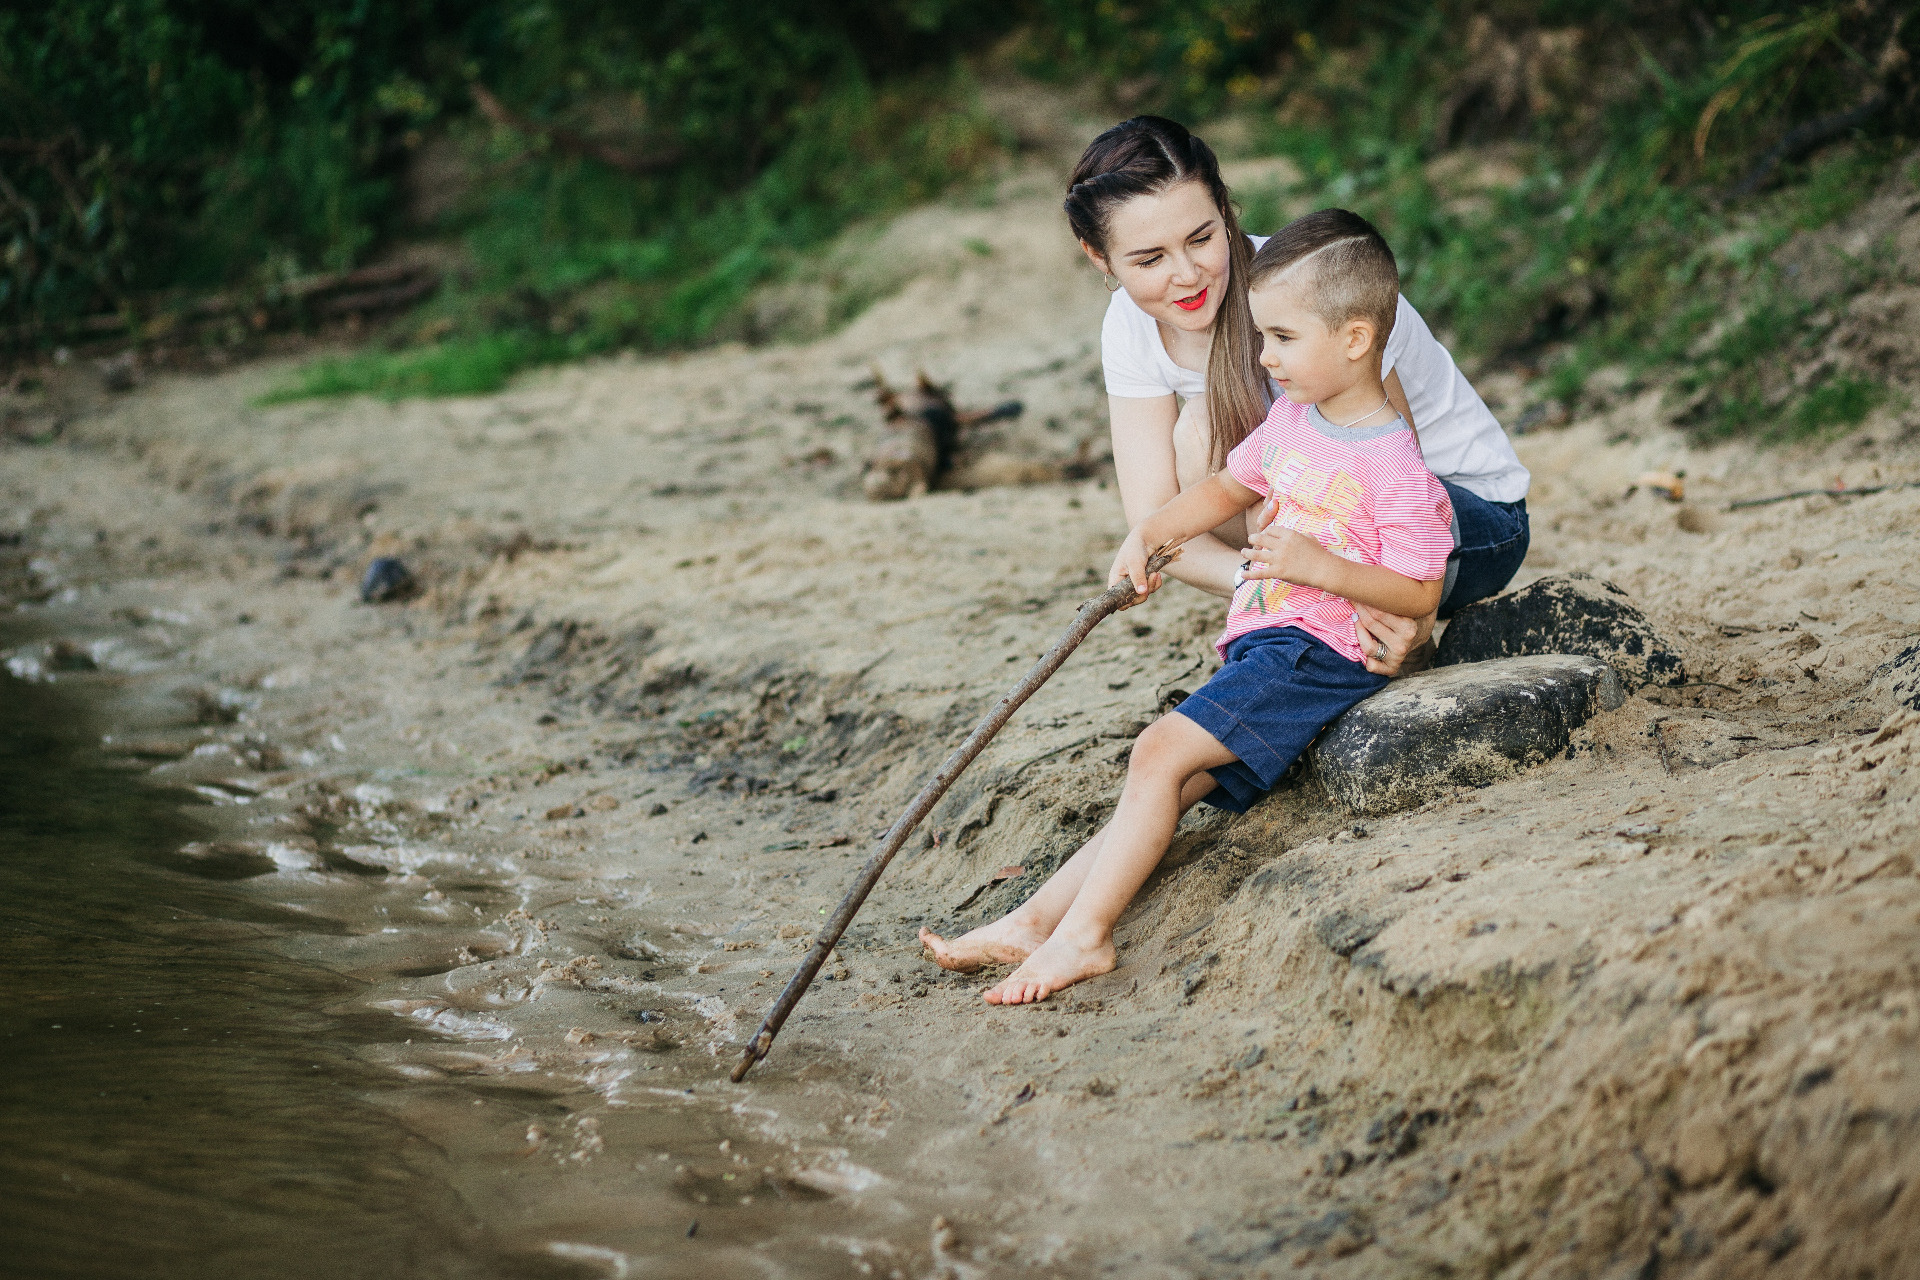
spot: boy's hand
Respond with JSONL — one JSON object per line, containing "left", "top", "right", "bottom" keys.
{"left": 1240, "top": 523, "right": 1331, "bottom": 590}
{"left": 1108, "top": 529, "right": 1163, "bottom": 607}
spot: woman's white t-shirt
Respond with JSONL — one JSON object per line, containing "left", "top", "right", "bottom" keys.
{"left": 1100, "top": 259, "right": 1530, "bottom": 503}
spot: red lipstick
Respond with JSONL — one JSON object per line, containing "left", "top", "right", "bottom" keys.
{"left": 1172, "top": 288, "right": 1208, "bottom": 312}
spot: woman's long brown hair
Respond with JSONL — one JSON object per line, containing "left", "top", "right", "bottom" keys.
{"left": 1065, "top": 116, "right": 1268, "bottom": 468}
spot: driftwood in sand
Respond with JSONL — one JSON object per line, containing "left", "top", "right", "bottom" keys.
{"left": 862, "top": 368, "right": 1023, "bottom": 501}
{"left": 730, "top": 545, "right": 1179, "bottom": 1082}
{"left": 0, "top": 261, "right": 441, "bottom": 352}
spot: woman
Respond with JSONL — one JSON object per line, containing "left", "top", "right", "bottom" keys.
{"left": 1067, "top": 116, "right": 1531, "bottom": 674}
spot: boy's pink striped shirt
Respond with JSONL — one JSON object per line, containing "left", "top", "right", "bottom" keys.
{"left": 1220, "top": 397, "right": 1454, "bottom": 662}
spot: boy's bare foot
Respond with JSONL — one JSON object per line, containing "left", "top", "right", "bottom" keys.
{"left": 981, "top": 933, "right": 1116, "bottom": 1005}
{"left": 918, "top": 918, "right": 1050, "bottom": 973}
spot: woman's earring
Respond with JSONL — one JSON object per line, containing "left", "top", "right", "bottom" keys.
{"left": 1103, "top": 272, "right": 1121, "bottom": 292}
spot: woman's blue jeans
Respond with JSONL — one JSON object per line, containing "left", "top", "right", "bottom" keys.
{"left": 1437, "top": 480, "right": 1529, "bottom": 619}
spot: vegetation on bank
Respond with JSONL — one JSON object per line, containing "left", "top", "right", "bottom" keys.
{"left": 5, "top": 3, "right": 1915, "bottom": 436}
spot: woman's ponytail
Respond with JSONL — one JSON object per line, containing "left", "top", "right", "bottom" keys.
{"left": 1201, "top": 203, "right": 1271, "bottom": 468}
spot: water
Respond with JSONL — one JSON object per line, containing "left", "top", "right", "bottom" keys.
{"left": 0, "top": 643, "right": 509, "bottom": 1277}
{"left": 0, "top": 615, "right": 924, "bottom": 1280}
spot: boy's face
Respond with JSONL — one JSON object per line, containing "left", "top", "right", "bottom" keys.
{"left": 1249, "top": 271, "right": 1378, "bottom": 405}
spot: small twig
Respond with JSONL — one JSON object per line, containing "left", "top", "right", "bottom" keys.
{"left": 1004, "top": 734, "right": 1099, "bottom": 778}
{"left": 1728, "top": 480, "right": 1919, "bottom": 511}
{"left": 730, "top": 546, "right": 1178, "bottom": 1082}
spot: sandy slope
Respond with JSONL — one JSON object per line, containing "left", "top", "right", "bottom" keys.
{"left": 4, "top": 161, "right": 1919, "bottom": 1278}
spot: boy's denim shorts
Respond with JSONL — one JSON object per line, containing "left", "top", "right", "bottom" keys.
{"left": 1175, "top": 626, "right": 1389, "bottom": 814}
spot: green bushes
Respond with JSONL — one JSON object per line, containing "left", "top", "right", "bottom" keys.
{"left": 2, "top": 1, "right": 1016, "bottom": 339}
{"left": 5, "top": 2, "right": 1914, "bottom": 435}
{"left": 1, "top": 1, "right": 447, "bottom": 324}
{"left": 261, "top": 69, "right": 1006, "bottom": 398}
{"left": 1200, "top": 3, "right": 1915, "bottom": 442}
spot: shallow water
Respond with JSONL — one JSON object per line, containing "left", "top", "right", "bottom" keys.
{"left": 0, "top": 614, "right": 922, "bottom": 1280}
{"left": 0, "top": 640, "right": 510, "bottom": 1277}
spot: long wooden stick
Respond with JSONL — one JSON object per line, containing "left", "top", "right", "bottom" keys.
{"left": 730, "top": 547, "right": 1177, "bottom": 1082}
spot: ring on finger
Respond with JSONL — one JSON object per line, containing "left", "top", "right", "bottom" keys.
{"left": 1373, "top": 639, "right": 1389, "bottom": 662}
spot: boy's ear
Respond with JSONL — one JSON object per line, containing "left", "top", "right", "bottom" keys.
{"left": 1342, "top": 317, "right": 1378, "bottom": 363}
{"left": 1078, "top": 240, "right": 1112, "bottom": 276}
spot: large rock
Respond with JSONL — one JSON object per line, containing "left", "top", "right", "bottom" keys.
{"left": 1434, "top": 572, "right": 1684, "bottom": 690}
{"left": 1872, "top": 641, "right": 1920, "bottom": 711}
{"left": 1310, "top": 655, "right": 1625, "bottom": 816}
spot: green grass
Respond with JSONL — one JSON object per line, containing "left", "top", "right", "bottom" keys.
{"left": 235, "top": 3, "right": 1913, "bottom": 431}
{"left": 1791, "top": 372, "right": 1889, "bottom": 435}
{"left": 1266, "top": 135, "right": 1911, "bottom": 446}
{"left": 258, "top": 334, "right": 544, "bottom": 402}
{"left": 259, "top": 72, "right": 1006, "bottom": 403}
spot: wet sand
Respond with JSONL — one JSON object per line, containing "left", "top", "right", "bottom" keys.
{"left": 2, "top": 159, "right": 1919, "bottom": 1277}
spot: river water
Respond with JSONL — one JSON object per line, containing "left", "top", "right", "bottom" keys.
{"left": 0, "top": 611, "right": 924, "bottom": 1280}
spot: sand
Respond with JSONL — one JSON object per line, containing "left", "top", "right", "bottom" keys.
{"left": 3, "top": 155, "right": 1918, "bottom": 1279}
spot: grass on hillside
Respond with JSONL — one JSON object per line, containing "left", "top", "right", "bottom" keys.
{"left": 258, "top": 9, "right": 1914, "bottom": 445}
{"left": 259, "top": 74, "right": 1005, "bottom": 403}
{"left": 1232, "top": 135, "right": 1911, "bottom": 444}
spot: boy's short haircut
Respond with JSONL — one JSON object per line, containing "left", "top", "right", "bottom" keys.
{"left": 1246, "top": 209, "right": 1399, "bottom": 347}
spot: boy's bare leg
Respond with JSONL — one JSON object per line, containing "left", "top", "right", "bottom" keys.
{"left": 984, "top": 715, "right": 1236, "bottom": 1004}
{"left": 919, "top": 766, "right": 1220, "bottom": 972}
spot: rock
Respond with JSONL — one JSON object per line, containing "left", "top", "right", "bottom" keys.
{"left": 1872, "top": 641, "right": 1920, "bottom": 712}
{"left": 1671, "top": 1115, "right": 1731, "bottom": 1187}
{"left": 96, "top": 350, "right": 138, "bottom": 392}
{"left": 173, "top": 840, "right": 279, "bottom": 879}
{"left": 46, "top": 640, "right": 97, "bottom": 671}
{"left": 359, "top": 556, "right": 414, "bottom": 604}
{"left": 1434, "top": 571, "right": 1684, "bottom": 690}
{"left": 1311, "top": 655, "right": 1625, "bottom": 816}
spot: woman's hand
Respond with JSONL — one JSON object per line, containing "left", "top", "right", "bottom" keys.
{"left": 1107, "top": 528, "right": 1164, "bottom": 608}
{"left": 1354, "top": 603, "right": 1436, "bottom": 677}
{"left": 1239, "top": 522, "right": 1332, "bottom": 590}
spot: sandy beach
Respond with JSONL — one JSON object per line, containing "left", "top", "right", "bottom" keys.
{"left": 4, "top": 159, "right": 1919, "bottom": 1278}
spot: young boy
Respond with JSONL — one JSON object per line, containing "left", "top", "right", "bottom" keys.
{"left": 921, "top": 209, "right": 1454, "bottom": 1005}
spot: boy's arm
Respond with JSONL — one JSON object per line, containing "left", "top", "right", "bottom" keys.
{"left": 1241, "top": 526, "right": 1442, "bottom": 618}
{"left": 1110, "top": 472, "right": 1262, "bottom": 600}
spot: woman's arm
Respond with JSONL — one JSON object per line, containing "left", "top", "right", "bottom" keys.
{"left": 1108, "top": 395, "right": 1245, "bottom": 599}
{"left": 1107, "top": 394, "right": 1182, "bottom": 523}
{"left": 1356, "top": 367, "right": 1435, "bottom": 674}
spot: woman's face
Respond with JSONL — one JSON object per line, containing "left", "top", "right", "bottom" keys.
{"left": 1083, "top": 180, "right": 1231, "bottom": 334}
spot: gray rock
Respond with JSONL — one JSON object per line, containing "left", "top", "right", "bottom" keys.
{"left": 1871, "top": 641, "right": 1920, "bottom": 711}
{"left": 359, "top": 556, "right": 414, "bottom": 604}
{"left": 1311, "top": 655, "right": 1625, "bottom": 816}
{"left": 1434, "top": 571, "right": 1684, "bottom": 690}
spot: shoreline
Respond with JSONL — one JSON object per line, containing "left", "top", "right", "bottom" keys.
{"left": 3, "top": 176, "right": 1919, "bottom": 1277}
